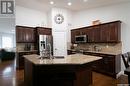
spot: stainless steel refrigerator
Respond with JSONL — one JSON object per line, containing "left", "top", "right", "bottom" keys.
{"left": 39, "top": 35, "right": 53, "bottom": 57}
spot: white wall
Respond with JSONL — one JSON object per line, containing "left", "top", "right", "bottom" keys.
{"left": 0, "top": 18, "right": 15, "bottom": 33}
{"left": 51, "top": 8, "right": 73, "bottom": 56}
{"left": 71, "top": 2, "right": 130, "bottom": 72}
{"left": 47, "top": 11, "right": 52, "bottom": 28}
{"left": 72, "top": 2, "right": 130, "bottom": 53}
{"left": 16, "top": 6, "right": 47, "bottom": 27}
{"left": 51, "top": 8, "right": 73, "bottom": 42}
{"left": 52, "top": 8, "right": 68, "bottom": 32}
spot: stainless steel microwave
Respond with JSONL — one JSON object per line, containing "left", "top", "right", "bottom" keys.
{"left": 75, "top": 35, "right": 87, "bottom": 43}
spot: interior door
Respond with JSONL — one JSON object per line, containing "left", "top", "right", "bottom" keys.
{"left": 53, "top": 32, "right": 67, "bottom": 56}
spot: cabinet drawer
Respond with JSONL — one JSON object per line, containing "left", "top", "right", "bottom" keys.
{"left": 83, "top": 52, "right": 120, "bottom": 78}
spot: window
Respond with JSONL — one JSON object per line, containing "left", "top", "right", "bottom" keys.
{"left": 2, "top": 36, "right": 13, "bottom": 48}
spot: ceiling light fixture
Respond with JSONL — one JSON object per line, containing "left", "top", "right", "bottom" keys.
{"left": 50, "top": 1, "right": 54, "bottom": 5}
{"left": 83, "top": 0, "right": 88, "bottom": 2}
{"left": 68, "top": 2, "right": 72, "bottom": 6}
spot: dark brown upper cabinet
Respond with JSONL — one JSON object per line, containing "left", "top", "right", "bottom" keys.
{"left": 100, "top": 21, "right": 121, "bottom": 42}
{"left": 16, "top": 26, "right": 52, "bottom": 43}
{"left": 108, "top": 22, "right": 121, "bottom": 42}
{"left": 71, "top": 20, "right": 121, "bottom": 43}
{"left": 71, "top": 30, "right": 76, "bottom": 44}
{"left": 100, "top": 24, "right": 109, "bottom": 42}
{"left": 93, "top": 26, "right": 101, "bottom": 42}
{"left": 36, "top": 27, "right": 52, "bottom": 35}
{"left": 71, "top": 29, "right": 81, "bottom": 43}
{"left": 16, "top": 26, "right": 36, "bottom": 43}
{"left": 88, "top": 26, "right": 101, "bottom": 43}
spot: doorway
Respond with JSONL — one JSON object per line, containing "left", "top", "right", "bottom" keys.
{"left": 53, "top": 32, "right": 67, "bottom": 56}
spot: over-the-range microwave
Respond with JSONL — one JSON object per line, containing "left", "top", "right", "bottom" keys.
{"left": 75, "top": 35, "right": 87, "bottom": 43}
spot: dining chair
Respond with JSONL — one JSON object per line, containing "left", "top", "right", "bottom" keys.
{"left": 122, "top": 53, "right": 130, "bottom": 68}
{"left": 122, "top": 52, "right": 130, "bottom": 84}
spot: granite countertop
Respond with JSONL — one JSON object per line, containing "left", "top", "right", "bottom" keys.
{"left": 83, "top": 51, "right": 121, "bottom": 55}
{"left": 68, "top": 49, "right": 121, "bottom": 55}
{"left": 16, "top": 50, "right": 38, "bottom": 53}
{"left": 23, "top": 54, "right": 102, "bottom": 65}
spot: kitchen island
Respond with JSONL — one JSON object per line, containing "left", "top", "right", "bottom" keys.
{"left": 24, "top": 54, "right": 102, "bottom": 86}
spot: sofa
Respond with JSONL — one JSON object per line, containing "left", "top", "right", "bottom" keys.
{"left": 0, "top": 49, "right": 15, "bottom": 61}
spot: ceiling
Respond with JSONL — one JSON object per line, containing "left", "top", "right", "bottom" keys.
{"left": 16, "top": 0, "right": 130, "bottom": 12}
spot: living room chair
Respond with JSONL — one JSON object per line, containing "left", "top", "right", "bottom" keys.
{"left": 0, "top": 49, "right": 15, "bottom": 61}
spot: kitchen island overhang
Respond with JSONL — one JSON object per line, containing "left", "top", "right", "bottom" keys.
{"left": 24, "top": 54, "right": 102, "bottom": 86}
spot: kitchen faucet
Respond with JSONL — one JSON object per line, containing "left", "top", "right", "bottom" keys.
{"left": 47, "top": 43, "right": 53, "bottom": 59}
{"left": 93, "top": 45, "right": 101, "bottom": 52}
{"left": 39, "top": 43, "right": 53, "bottom": 59}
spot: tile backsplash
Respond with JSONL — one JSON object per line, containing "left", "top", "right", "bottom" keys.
{"left": 16, "top": 43, "right": 36, "bottom": 51}
{"left": 71, "top": 43, "right": 122, "bottom": 53}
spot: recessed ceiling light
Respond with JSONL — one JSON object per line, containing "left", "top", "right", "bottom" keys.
{"left": 83, "top": 0, "right": 88, "bottom": 2}
{"left": 50, "top": 1, "right": 54, "bottom": 5}
{"left": 68, "top": 2, "right": 72, "bottom": 6}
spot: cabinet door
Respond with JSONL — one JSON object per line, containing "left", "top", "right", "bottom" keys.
{"left": 84, "top": 28, "right": 89, "bottom": 42}
{"left": 92, "top": 59, "right": 103, "bottom": 71}
{"left": 100, "top": 21, "right": 121, "bottom": 43}
{"left": 17, "top": 52, "right": 38, "bottom": 69}
{"left": 37, "top": 27, "right": 52, "bottom": 35}
{"left": 80, "top": 28, "right": 86, "bottom": 35}
{"left": 71, "top": 29, "right": 80, "bottom": 44}
{"left": 93, "top": 26, "right": 101, "bottom": 42}
{"left": 103, "top": 56, "right": 115, "bottom": 73}
{"left": 86, "top": 27, "right": 93, "bottom": 42}
{"left": 16, "top": 27, "right": 26, "bottom": 42}
{"left": 30, "top": 28, "right": 35, "bottom": 42}
{"left": 21, "top": 28, "right": 35, "bottom": 43}
{"left": 44, "top": 29, "right": 51, "bottom": 35}
{"left": 71, "top": 30, "right": 76, "bottom": 44}
{"left": 75, "top": 29, "right": 80, "bottom": 36}
{"left": 108, "top": 22, "right": 120, "bottom": 42}
{"left": 100, "top": 24, "right": 109, "bottom": 42}
{"left": 24, "top": 28, "right": 29, "bottom": 42}
{"left": 16, "top": 26, "right": 35, "bottom": 43}
{"left": 16, "top": 27, "right": 22, "bottom": 42}
{"left": 25, "top": 28, "right": 36, "bottom": 42}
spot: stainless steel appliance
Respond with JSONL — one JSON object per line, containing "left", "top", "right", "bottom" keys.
{"left": 39, "top": 35, "right": 53, "bottom": 58}
{"left": 75, "top": 35, "right": 87, "bottom": 43}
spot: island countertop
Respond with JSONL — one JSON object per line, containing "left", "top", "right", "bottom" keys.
{"left": 23, "top": 54, "right": 102, "bottom": 65}
{"left": 83, "top": 51, "right": 121, "bottom": 55}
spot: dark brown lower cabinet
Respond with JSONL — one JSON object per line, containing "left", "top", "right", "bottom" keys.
{"left": 67, "top": 50, "right": 76, "bottom": 55}
{"left": 83, "top": 52, "right": 121, "bottom": 78}
{"left": 24, "top": 58, "right": 93, "bottom": 86}
{"left": 16, "top": 51, "right": 38, "bottom": 69}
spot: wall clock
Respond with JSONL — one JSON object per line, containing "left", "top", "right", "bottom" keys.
{"left": 54, "top": 14, "right": 64, "bottom": 24}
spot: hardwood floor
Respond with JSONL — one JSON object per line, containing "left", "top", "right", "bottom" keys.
{"left": 0, "top": 60, "right": 128, "bottom": 86}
